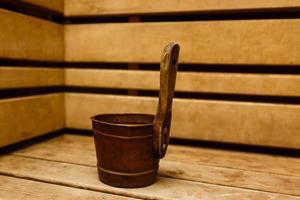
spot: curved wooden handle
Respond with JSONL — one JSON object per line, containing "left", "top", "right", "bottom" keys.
{"left": 153, "top": 42, "right": 180, "bottom": 159}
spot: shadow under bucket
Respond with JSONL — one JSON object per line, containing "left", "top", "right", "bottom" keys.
{"left": 91, "top": 42, "right": 180, "bottom": 188}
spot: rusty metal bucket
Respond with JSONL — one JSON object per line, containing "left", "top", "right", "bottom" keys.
{"left": 91, "top": 42, "right": 180, "bottom": 188}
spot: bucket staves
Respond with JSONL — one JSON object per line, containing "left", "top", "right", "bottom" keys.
{"left": 91, "top": 42, "right": 180, "bottom": 188}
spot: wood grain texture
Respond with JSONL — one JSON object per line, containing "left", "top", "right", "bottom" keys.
{"left": 0, "top": 155, "right": 298, "bottom": 200}
{"left": 0, "top": 93, "right": 64, "bottom": 147}
{"left": 65, "top": 93, "right": 300, "bottom": 149}
{"left": 14, "top": 134, "right": 300, "bottom": 178}
{"left": 64, "top": 0, "right": 300, "bottom": 16}
{"left": 65, "top": 68, "right": 300, "bottom": 96}
{"left": 0, "top": 9, "right": 64, "bottom": 61}
{"left": 12, "top": 134, "right": 300, "bottom": 196}
{"left": 0, "top": 67, "right": 64, "bottom": 89}
{"left": 65, "top": 20, "right": 300, "bottom": 65}
{"left": 0, "top": 175, "right": 135, "bottom": 200}
{"left": 21, "top": 0, "right": 63, "bottom": 13}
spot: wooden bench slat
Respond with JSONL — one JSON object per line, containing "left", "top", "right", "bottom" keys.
{"left": 0, "top": 175, "right": 134, "bottom": 200}
{"left": 65, "top": 93, "right": 300, "bottom": 149}
{"left": 0, "top": 93, "right": 64, "bottom": 147}
{"left": 12, "top": 134, "right": 300, "bottom": 196}
{"left": 14, "top": 134, "right": 300, "bottom": 177}
{"left": 21, "top": 0, "right": 63, "bottom": 13}
{"left": 65, "top": 68, "right": 300, "bottom": 96}
{"left": 64, "top": 0, "right": 300, "bottom": 16}
{"left": 0, "top": 9, "right": 64, "bottom": 61}
{"left": 0, "top": 67, "right": 64, "bottom": 89}
{"left": 65, "top": 20, "right": 300, "bottom": 65}
{"left": 0, "top": 155, "right": 298, "bottom": 199}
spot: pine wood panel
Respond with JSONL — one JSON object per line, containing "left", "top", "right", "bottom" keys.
{"left": 64, "top": 0, "right": 300, "bottom": 16}
{"left": 12, "top": 134, "right": 300, "bottom": 196}
{"left": 0, "top": 67, "right": 64, "bottom": 89}
{"left": 65, "top": 93, "right": 300, "bottom": 149}
{"left": 21, "top": 0, "right": 63, "bottom": 13}
{"left": 0, "top": 175, "right": 135, "bottom": 200}
{"left": 14, "top": 134, "right": 300, "bottom": 178}
{"left": 0, "top": 93, "right": 64, "bottom": 147}
{"left": 65, "top": 68, "right": 300, "bottom": 96}
{"left": 0, "top": 9, "right": 64, "bottom": 61}
{"left": 65, "top": 20, "right": 300, "bottom": 65}
{"left": 0, "top": 155, "right": 298, "bottom": 199}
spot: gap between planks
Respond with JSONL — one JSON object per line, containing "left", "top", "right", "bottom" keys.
{"left": 6, "top": 133, "right": 300, "bottom": 197}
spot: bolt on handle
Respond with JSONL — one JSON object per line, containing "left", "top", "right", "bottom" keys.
{"left": 153, "top": 42, "right": 180, "bottom": 159}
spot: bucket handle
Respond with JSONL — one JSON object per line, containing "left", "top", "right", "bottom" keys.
{"left": 153, "top": 42, "right": 180, "bottom": 159}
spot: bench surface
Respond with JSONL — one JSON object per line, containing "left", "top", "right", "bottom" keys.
{"left": 0, "top": 133, "right": 299, "bottom": 199}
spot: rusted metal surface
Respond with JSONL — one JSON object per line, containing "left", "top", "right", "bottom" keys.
{"left": 91, "top": 42, "right": 180, "bottom": 188}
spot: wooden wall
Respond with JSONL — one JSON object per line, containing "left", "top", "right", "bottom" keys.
{"left": 63, "top": 1, "right": 300, "bottom": 149}
{"left": 0, "top": 6, "right": 64, "bottom": 147}
{"left": 1, "top": 1, "right": 300, "bottom": 149}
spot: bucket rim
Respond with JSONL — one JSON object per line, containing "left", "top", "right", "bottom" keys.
{"left": 91, "top": 113, "right": 155, "bottom": 127}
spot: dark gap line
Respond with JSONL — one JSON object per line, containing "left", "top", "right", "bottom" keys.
{"left": 64, "top": 8, "right": 300, "bottom": 24}
{"left": 1, "top": 59, "right": 300, "bottom": 74}
{"left": 0, "top": 87, "right": 64, "bottom": 99}
{"left": 0, "top": 0, "right": 63, "bottom": 23}
{"left": 0, "top": 129, "right": 64, "bottom": 155}
{"left": 65, "top": 128, "right": 300, "bottom": 158}
{"left": 65, "top": 86, "right": 300, "bottom": 105}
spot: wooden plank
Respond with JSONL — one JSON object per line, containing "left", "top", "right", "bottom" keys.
{"left": 64, "top": 0, "right": 300, "bottom": 16}
{"left": 0, "top": 93, "right": 64, "bottom": 147}
{"left": 0, "top": 9, "right": 64, "bottom": 61}
{"left": 14, "top": 134, "right": 300, "bottom": 177}
{"left": 0, "top": 67, "right": 64, "bottom": 89}
{"left": 0, "top": 175, "right": 135, "bottom": 200}
{"left": 0, "top": 155, "right": 298, "bottom": 199}
{"left": 21, "top": 0, "right": 63, "bottom": 13}
{"left": 65, "top": 20, "right": 300, "bottom": 65}
{"left": 65, "top": 68, "right": 300, "bottom": 96}
{"left": 12, "top": 134, "right": 300, "bottom": 196}
{"left": 65, "top": 93, "right": 300, "bottom": 149}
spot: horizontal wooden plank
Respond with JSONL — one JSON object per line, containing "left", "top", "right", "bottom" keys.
{"left": 0, "top": 93, "right": 64, "bottom": 147}
{"left": 0, "top": 9, "right": 64, "bottom": 61}
{"left": 0, "top": 175, "right": 134, "bottom": 200}
{"left": 14, "top": 134, "right": 300, "bottom": 178}
{"left": 65, "top": 93, "right": 300, "bottom": 149}
{"left": 0, "top": 67, "right": 64, "bottom": 89}
{"left": 21, "top": 0, "right": 63, "bottom": 13}
{"left": 64, "top": 0, "right": 300, "bottom": 16}
{"left": 0, "top": 155, "right": 298, "bottom": 199}
{"left": 65, "top": 68, "right": 300, "bottom": 96}
{"left": 65, "top": 20, "right": 300, "bottom": 65}
{"left": 13, "top": 134, "right": 300, "bottom": 196}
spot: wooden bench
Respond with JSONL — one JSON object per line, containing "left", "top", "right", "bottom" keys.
{"left": 0, "top": 1, "right": 299, "bottom": 199}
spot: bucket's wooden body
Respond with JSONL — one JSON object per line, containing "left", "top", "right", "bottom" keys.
{"left": 91, "top": 113, "right": 159, "bottom": 188}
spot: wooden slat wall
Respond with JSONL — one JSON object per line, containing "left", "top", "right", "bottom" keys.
{"left": 0, "top": 8, "right": 64, "bottom": 61}
{"left": 0, "top": 67, "right": 64, "bottom": 89}
{"left": 1, "top": 1, "right": 300, "bottom": 149}
{"left": 65, "top": 69, "right": 300, "bottom": 96}
{"left": 64, "top": 1, "right": 300, "bottom": 149}
{"left": 64, "top": 0, "right": 300, "bottom": 16}
{"left": 65, "top": 93, "right": 300, "bottom": 149}
{"left": 0, "top": 6, "right": 64, "bottom": 147}
{"left": 0, "top": 94, "right": 64, "bottom": 147}
{"left": 21, "top": 0, "right": 63, "bottom": 13}
{"left": 65, "top": 20, "right": 300, "bottom": 65}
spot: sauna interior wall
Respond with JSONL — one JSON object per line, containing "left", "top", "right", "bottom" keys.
{"left": 1, "top": 0, "right": 300, "bottom": 149}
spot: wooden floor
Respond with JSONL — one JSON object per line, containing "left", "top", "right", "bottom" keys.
{"left": 0, "top": 133, "right": 299, "bottom": 199}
